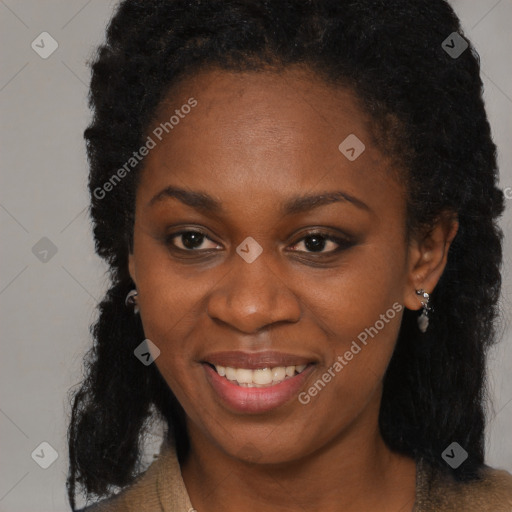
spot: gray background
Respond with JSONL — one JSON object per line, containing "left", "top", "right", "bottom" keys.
{"left": 1, "top": 1, "right": 511, "bottom": 510}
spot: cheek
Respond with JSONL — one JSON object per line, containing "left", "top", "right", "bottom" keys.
{"left": 130, "top": 235, "right": 214, "bottom": 382}
{"left": 135, "top": 261, "right": 211, "bottom": 421}
{"left": 133, "top": 224, "right": 213, "bottom": 315}
{"left": 296, "top": 241, "right": 406, "bottom": 400}
{"left": 303, "top": 238, "right": 406, "bottom": 342}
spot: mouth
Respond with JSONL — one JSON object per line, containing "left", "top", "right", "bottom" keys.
{"left": 201, "top": 351, "right": 316, "bottom": 413}
{"left": 205, "top": 362, "right": 310, "bottom": 388}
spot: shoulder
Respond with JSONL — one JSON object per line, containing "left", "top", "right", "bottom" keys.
{"left": 73, "top": 439, "right": 193, "bottom": 512}
{"left": 415, "top": 459, "right": 512, "bottom": 512}
{"left": 75, "top": 456, "right": 162, "bottom": 512}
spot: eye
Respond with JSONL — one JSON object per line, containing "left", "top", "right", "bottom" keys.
{"left": 288, "top": 231, "right": 352, "bottom": 254}
{"left": 166, "top": 230, "right": 221, "bottom": 251}
{"left": 165, "top": 228, "right": 354, "bottom": 257}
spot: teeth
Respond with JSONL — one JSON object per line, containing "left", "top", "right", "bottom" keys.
{"left": 225, "top": 367, "right": 237, "bottom": 381}
{"left": 285, "top": 366, "right": 295, "bottom": 377}
{"left": 236, "top": 368, "right": 253, "bottom": 384}
{"left": 212, "top": 364, "right": 308, "bottom": 387}
{"left": 253, "top": 368, "right": 273, "bottom": 385}
{"left": 272, "top": 367, "right": 286, "bottom": 381}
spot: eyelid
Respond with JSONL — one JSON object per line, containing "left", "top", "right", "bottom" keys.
{"left": 165, "top": 227, "right": 354, "bottom": 255}
{"left": 166, "top": 228, "right": 221, "bottom": 251}
{"left": 286, "top": 230, "right": 354, "bottom": 254}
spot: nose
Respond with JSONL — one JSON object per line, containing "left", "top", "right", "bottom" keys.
{"left": 206, "top": 251, "right": 302, "bottom": 334}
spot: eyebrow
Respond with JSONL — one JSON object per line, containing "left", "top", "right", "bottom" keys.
{"left": 148, "top": 186, "right": 371, "bottom": 215}
{"left": 283, "top": 190, "right": 370, "bottom": 215}
{"left": 148, "top": 186, "right": 222, "bottom": 213}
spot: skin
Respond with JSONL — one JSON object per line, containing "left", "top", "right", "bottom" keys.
{"left": 128, "top": 66, "right": 458, "bottom": 512}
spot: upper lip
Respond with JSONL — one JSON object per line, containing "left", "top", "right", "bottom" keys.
{"left": 202, "top": 350, "right": 315, "bottom": 370}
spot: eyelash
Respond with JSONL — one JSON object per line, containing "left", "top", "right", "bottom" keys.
{"left": 165, "top": 229, "right": 354, "bottom": 257}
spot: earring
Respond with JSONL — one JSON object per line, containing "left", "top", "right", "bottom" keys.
{"left": 415, "top": 289, "right": 431, "bottom": 333}
{"left": 125, "top": 289, "right": 139, "bottom": 314}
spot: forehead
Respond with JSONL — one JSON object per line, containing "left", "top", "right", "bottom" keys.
{"left": 150, "top": 65, "right": 371, "bottom": 157}
{"left": 138, "top": 66, "right": 403, "bottom": 217}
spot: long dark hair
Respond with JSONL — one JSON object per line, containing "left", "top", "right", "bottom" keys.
{"left": 67, "top": 0, "right": 505, "bottom": 508}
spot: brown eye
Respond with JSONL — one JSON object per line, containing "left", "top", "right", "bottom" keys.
{"left": 289, "top": 232, "right": 353, "bottom": 254}
{"left": 167, "top": 230, "right": 220, "bottom": 251}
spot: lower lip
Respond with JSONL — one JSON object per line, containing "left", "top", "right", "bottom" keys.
{"left": 203, "top": 363, "right": 314, "bottom": 414}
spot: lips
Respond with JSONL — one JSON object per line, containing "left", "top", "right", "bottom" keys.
{"left": 203, "top": 350, "right": 314, "bottom": 369}
{"left": 201, "top": 351, "right": 316, "bottom": 413}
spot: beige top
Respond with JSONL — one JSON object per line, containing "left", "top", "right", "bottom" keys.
{"left": 80, "top": 439, "right": 512, "bottom": 512}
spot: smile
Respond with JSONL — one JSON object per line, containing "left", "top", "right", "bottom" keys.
{"left": 208, "top": 363, "right": 308, "bottom": 387}
{"left": 202, "top": 351, "right": 316, "bottom": 413}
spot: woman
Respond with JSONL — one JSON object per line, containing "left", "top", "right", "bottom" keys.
{"left": 67, "top": 0, "right": 512, "bottom": 510}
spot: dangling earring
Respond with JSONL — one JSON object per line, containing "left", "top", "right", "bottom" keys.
{"left": 125, "top": 289, "right": 139, "bottom": 314}
{"left": 415, "top": 289, "right": 431, "bottom": 333}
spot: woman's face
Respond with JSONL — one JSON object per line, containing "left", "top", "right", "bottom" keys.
{"left": 129, "top": 66, "right": 420, "bottom": 463}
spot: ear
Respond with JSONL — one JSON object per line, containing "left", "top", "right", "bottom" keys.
{"left": 403, "top": 211, "right": 459, "bottom": 311}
